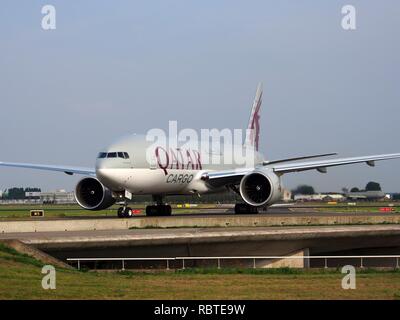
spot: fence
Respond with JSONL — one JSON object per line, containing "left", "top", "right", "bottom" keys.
{"left": 67, "top": 255, "right": 400, "bottom": 271}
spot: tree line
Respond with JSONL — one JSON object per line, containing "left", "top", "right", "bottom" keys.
{"left": 292, "top": 181, "right": 382, "bottom": 195}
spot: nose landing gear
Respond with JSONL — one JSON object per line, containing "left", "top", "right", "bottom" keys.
{"left": 116, "top": 194, "right": 172, "bottom": 218}
{"left": 117, "top": 206, "right": 133, "bottom": 218}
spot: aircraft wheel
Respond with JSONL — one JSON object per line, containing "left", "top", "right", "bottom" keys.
{"left": 118, "top": 207, "right": 133, "bottom": 218}
{"left": 146, "top": 205, "right": 158, "bottom": 216}
{"left": 234, "top": 203, "right": 258, "bottom": 214}
{"left": 146, "top": 205, "right": 172, "bottom": 216}
{"left": 117, "top": 207, "right": 125, "bottom": 218}
{"left": 125, "top": 207, "right": 133, "bottom": 217}
{"left": 164, "top": 205, "right": 172, "bottom": 216}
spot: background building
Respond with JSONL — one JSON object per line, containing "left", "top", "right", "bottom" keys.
{"left": 25, "top": 191, "right": 41, "bottom": 200}
{"left": 345, "top": 191, "right": 385, "bottom": 201}
{"left": 41, "top": 190, "right": 76, "bottom": 204}
{"left": 294, "top": 193, "right": 345, "bottom": 202}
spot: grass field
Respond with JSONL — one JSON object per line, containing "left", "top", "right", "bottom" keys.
{"left": 1, "top": 243, "right": 400, "bottom": 300}
{"left": 0, "top": 204, "right": 113, "bottom": 219}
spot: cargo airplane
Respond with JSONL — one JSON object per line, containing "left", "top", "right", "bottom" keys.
{"left": 1, "top": 84, "right": 399, "bottom": 217}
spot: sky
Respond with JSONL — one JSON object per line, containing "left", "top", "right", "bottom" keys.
{"left": 0, "top": 1, "right": 399, "bottom": 193}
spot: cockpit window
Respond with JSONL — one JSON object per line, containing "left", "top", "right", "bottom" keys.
{"left": 101, "top": 152, "right": 130, "bottom": 159}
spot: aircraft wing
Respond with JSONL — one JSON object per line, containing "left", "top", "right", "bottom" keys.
{"left": 262, "top": 153, "right": 337, "bottom": 166}
{"left": 202, "top": 153, "right": 400, "bottom": 188}
{"left": 272, "top": 153, "right": 400, "bottom": 174}
{"left": 201, "top": 168, "right": 250, "bottom": 188}
{"left": 0, "top": 161, "right": 95, "bottom": 176}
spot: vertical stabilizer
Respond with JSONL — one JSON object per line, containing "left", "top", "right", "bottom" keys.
{"left": 244, "top": 83, "right": 263, "bottom": 151}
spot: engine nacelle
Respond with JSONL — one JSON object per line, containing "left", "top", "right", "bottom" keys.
{"left": 239, "top": 169, "right": 282, "bottom": 207}
{"left": 75, "top": 177, "right": 115, "bottom": 211}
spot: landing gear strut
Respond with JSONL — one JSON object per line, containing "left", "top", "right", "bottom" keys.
{"left": 146, "top": 195, "right": 172, "bottom": 216}
{"left": 234, "top": 203, "right": 258, "bottom": 214}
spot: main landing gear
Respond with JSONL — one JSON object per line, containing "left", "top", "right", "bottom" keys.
{"left": 146, "top": 204, "right": 172, "bottom": 216}
{"left": 145, "top": 195, "right": 172, "bottom": 217}
{"left": 234, "top": 203, "right": 259, "bottom": 214}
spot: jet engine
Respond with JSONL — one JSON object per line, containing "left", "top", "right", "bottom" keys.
{"left": 75, "top": 177, "right": 115, "bottom": 211}
{"left": 239, "top": 169, "right": 282, "bottom": 207}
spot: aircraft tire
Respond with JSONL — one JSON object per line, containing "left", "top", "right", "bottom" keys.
{"left": 146, "top": 205, "right": 172, "bottom": 217}
{"left": 234, "top": 203, "right": 258, "bottom": 214}
{"left": 117, "top": 207, "right": 125, "bottom": 218}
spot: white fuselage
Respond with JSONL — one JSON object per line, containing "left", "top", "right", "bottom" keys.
{"left": 95, "top": 134, "right": 265, "bottom": 196}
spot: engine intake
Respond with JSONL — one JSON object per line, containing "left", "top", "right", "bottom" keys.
{"left": 75, "top": 177, "right": 115, "bottom": 211}
{"left": 239, "top": 171, "right": 281, "bottom": 207}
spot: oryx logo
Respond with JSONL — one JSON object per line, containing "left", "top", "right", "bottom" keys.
{"left": 245, "top": 83, "right": 262, "bottom": 151}
{"left": 249, "top": 101, "right": 261, "bottom": 151}
{"left": 155, "top": 146, "right": 202, "bottom": 175}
